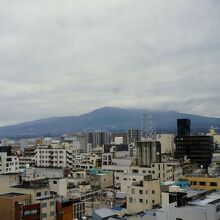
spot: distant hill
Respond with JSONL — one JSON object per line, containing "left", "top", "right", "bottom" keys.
{"left": 0, "top": 107, "right": 219, "bottom": 138}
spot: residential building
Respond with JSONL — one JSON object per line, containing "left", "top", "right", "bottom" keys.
{"left": 127, "top": 176, "right": 160, "bottom": 213}
{"left": 35, "top": 146, "right": 67, "bottom": 168}
{"left": 0, "top": 152, "right": 19, "bottom": 174}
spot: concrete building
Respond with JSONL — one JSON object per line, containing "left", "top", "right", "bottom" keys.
{"left": 56, "top": 197, "right": 73, "bottom": 220}
{"left": 0, "top": 173, "right": 20, "bottom": 194}
{"left": 157, "top": 190, "right": 220, "bottom": 220}
{"left": 156, "top": 134, "right": 175, "bottom": 154}
{"left": 127, "top": 176, "right": 160, "bottom": 213}
{"left": 35, "top": 146, "right": 67, "bottom": 168}
{"left": 0, "top": 192, "right": 31, "bottom": 220}
{"left": 90, "top": 171, "right": 114, "bottom": 190}
{"left": 136, "top": 141, "right": 161, "bottom": 167}
{"left": 185, "top": 176, "right": 220, "bottom": 190}
{"left": 49, "top": 178, "right": 67, "bottom": 197}
{"left": 0, "top": 152, "right": 19, "bottom": 174}
{"left": 128, "top": 129, "right": 141, "bottom": 144}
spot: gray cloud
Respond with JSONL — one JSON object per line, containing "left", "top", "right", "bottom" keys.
{"left": 0, "top": 0, "right": 220, "bottom": 125}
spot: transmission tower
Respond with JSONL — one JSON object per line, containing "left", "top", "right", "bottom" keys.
{"left": 140, "top": 111, "right": 156, "bottom": 141}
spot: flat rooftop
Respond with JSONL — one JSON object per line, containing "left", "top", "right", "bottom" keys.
{"left": 12, "top": 184, "right": 49, "bottom": 190}
{"left": 0, "top": 192, "right": 27, "bottom": 197}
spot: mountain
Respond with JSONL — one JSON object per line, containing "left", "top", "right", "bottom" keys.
{"left": 0, "top": 107, "right": 220, "bottom": 138}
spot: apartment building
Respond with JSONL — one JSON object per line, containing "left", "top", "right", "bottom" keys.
{"left": 35, "top": 147, "right": 67, "bottom": 168}
{"left": 126, "top": 176, "right": 160, "bottom": 213}
{"left": 0, "top": 152, "right": 19, "bottom": 174}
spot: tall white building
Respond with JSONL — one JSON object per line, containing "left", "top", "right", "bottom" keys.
{"left": 0, "top": 152, "right": 19, "bottom": 174}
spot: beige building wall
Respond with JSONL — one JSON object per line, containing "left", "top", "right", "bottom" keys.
{"left": 10, "top": 186, "right": 50, "bottom": 203}
{"left": 157, "top": 134, "right": 175, "bottom": 154}
{"left": 40, "top": 197, "right": 56, "bottom": 220}
{"left": 0, "top": 174, "right": 20, "bottom": 194}
{"left": 49, "top": 178, "right": 67, "bottom": 197}
{"left": 120, "top": 173, "right": 145, "bottom": 193}
{"left": 127, "top": 178, "right": 160, "bottom": 213}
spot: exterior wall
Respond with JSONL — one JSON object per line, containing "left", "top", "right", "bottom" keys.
{"left": 10, "top": 186, "right": 50, "bottom": 203}
{"left": 90, "top": 172, "right": 114, "bottom": 190}
{"left": 0, "top": 174, "right": 20, "bottom": 194}
{"left": 100, "top": 173, "right": 114, "bottom": 189}
{"left": 40, "top": 198, "right": 56, "bottom": 220}
{"left": 56, "top": 200, "right": 73, "bottom": 220}
{"left": 185, "top": 176, "right": 220, "bottom": 190}
{"left": 20, "top": 203, "right": 41, "bottom": 220}
{"left": 49, "top": 178, "right": 67, "bottom": 197}
{"left": 0, "top": 194, "right": 31, "bottom": 220}
{"left": 35, "top": 147, "right": 66, "bottom": 168}
{"left": 157, "top": 134, "right": 175, "bottom": 154}
{"left": 120, "top": 174, "right": 145, "bottom": 193}
{"left": 73, "top": 202, "right": 85, "bottom": 220}
{"left": 127, "top": 179, "right": 160, "bottom": 213}
{"left": 0, "top": 152, "right": 19, "bottom": 174}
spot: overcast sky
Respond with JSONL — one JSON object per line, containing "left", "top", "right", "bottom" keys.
{"left": 0, "top": 0, "right": 220, "bottom": 125}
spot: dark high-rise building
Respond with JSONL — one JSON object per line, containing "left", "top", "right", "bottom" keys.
{"left": 175, "top": 135, "right": 214, "bottom": 168}
{"left": 177, "top": 119, "right": 191, "bottom": 136}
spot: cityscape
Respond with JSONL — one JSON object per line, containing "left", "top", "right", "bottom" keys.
{"left": 0, "top": 112, "right": 220, "bottom": 220}
{"left": 0, "top": 1, "right": 220, "bottom": 220}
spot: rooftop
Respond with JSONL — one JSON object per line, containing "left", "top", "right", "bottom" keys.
{"left": 0, "top": 192, "right": 27, "bottom": 197}
{"left": 12, "top": 184, "right": 49, "bottom": 190}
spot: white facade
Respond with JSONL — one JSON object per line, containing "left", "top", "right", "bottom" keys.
{"left": 0, "top": 152, "right": 19, "bottom": 174}
{"left": 35, "top": 147, "right": 67, "bottom": 168}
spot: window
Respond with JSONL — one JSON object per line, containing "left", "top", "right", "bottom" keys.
{"left": 53, "top": 180, "right": 57, "bottom": 184}
{"left": 123, "top": 178, "right": 127, "bottom": 181}
{"left": 152, "top": 200, "right": 155, "bottom": 204}
{"left": 210, "top": 182, "right": 217, "bottom": 186}
{"left": 146, "top": 199, "right": 148, "bottom": 204}
{"left": 42, "top": 213, "right": 47, "bottom": 218}
{"left": 129, "top": 197, "right": 133, "bottom": 203}
{"left": 42, "top": 203, "right": 47, "bottom": 208}
{"left": 36, "top": 192, "right": 41, "bottom": 197}
{"left": 139, "top": 190, "right": 143, "bottom": 194}
{"left": 131, "top": 189, "right": 135, "bottom": 194}
{"left": 199, "top": 182, "right": 206, "bottom": 186}
{"left": 146, "top": 190, "right": 148, "bottom": 194}
{"left": 152, "top": 190, "right": 155, "bottom": 194}
{"left": 139, "top": 199, "right": 143, "bottom": 203}
{"left": 44, "top": 191, "right": 49, "bottom": 196}
{"left": 50, "top": 211, "right": 55, "bottom": 216}
{"left": 176, "top": 218, "right": 183, "bottom": 220}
